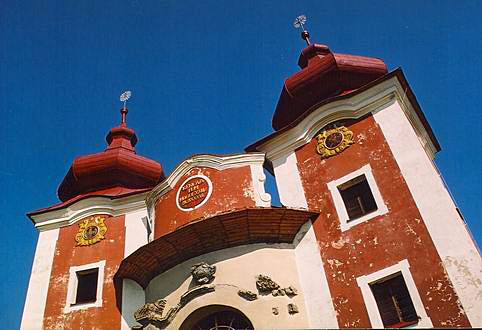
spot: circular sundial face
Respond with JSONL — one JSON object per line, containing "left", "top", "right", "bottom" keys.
{"left": 83, "top": 226, "right": 99, "bottom": 240}
{"left": 324, "top": 132, "right": 344, "bottom": 149}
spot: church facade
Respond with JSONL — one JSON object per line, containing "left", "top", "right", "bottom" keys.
{"left": 21, "top": 35, "right": 482, "bottom": 329}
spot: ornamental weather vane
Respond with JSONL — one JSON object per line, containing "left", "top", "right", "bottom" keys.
{"left": 293, "top": 15, "right": 311, "bottom": 46}
{"left": 119, "top": 90, "right": 132, "bottom": 125}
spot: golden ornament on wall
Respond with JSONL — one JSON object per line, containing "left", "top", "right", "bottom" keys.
{"left": 316, "top": 126, "right": 354, "bottom": 158}
{"left": 75, "top": 215, "right": 108, "bottom": 246}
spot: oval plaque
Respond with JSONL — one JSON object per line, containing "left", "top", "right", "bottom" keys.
{"left": 176, "top": 175, "right": 213, "bottom": 211}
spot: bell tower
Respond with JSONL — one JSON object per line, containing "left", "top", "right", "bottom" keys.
{"left": 246, "top": 23, "right": 482, "bottom": 328}
{"left": 21, "top": 101, "right": 165, "bottom": 330}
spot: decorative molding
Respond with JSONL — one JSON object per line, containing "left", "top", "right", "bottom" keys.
{"left": 134, "top": 285, "right": 215, "bottom": 328}
{"left": 190, "top": 262, "right": 216, "bottom": 285}
{"left": 31, "top": 192, "right": 149, "bottom": 231}
{"left": 75, "top": 215, "right": 108, "bottom": 246}
{"left": 238, "top": 290, "right": 258, "bottom": 301}
{"left": 316, "top": 126, "right": 354, "bottom": 158}
{"left": 249, "top": 164, "right": 271, "bottom": 207}
{"left": 146, "top": 153, "right": 266, "bottom": 217}
{"left": 253, "top": 76, "right": 438, "bottom": 162}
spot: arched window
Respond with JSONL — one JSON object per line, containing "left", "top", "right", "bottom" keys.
{"left": 180, "top": 305, "right": 254, "bottom": 330}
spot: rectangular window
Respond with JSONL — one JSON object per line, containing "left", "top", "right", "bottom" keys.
{"left": 75, "top": 268, "right": 99, "bottom": 304}
{"left": 338, "top": 174, "right": 377, "bottom": 221}
{"left": 370, "top": 273, "right": 418, "bottom": 328}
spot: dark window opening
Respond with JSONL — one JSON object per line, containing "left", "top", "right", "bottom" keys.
{"left": 75, "top": 268, "right": 98, "bottom": 305}
{"left": 191, "top": 310, "right": 253, "bottom": 330}
{"left": 370, "top": 273, "right": 419, "bottom": 328}
{"left": 338, "top": 174, "right": 377, "bottom": 221}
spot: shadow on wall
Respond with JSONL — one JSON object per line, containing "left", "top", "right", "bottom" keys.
{"left": 147, "top": 242, "right": 295, "bottom": 301}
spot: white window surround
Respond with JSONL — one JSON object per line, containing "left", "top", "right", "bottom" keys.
{"left": 64, "top": 260, "right": 106, "bottom": 313}
{"left": 327, "top": 164, "right": 388, "bottom": 232}
{"left": 356, "top": 259, "right": 433, "bottom": 328}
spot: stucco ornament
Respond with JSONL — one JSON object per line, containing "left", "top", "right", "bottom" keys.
{"left": 316, "top": 126, "right": 354, "bottom": 158}
{"left": 134, "top": 299, "right": 167, "bottom": 323}
{"left": 288, "top": 303, "right": 299, "bottom": 315}
{"left": 256, "top": 274, "right": 280, "bottom": 293}
{"left": 134, "top": 285, "right": 215, "bottom": 328}
{"left": 238, "top": 290, "right": 258, "bottom": 301}
{"left": 191, "top": 262, "right": 216, "bottom": 284}
{"left": 75, "top": 215, "right": 107, "bottom": 246}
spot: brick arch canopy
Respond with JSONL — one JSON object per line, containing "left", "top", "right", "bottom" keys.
{"left": 115, "top": 207, "right": 318, "bottom": 288}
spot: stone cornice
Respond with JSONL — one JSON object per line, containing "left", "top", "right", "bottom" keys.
{"left": 248, "top": 71, "right": 439, "bottom": 163}
{"left": 30, "top": 192, "right": 148, "bottom": 231}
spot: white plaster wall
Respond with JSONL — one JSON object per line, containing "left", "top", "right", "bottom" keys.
{"left": 121, "top": 209, "right": 148, "bottom": 330}
{"left": 20, "top": 228, "right": 59, "bottom": 330}
{"left": 146, "top": 244, "right": 309, "bottom": 329}
{"left": 294, "top": 221, "right": 339, "bottom": 328}
{"left": 272, "top": 150, "right": 338, "bottom": 328}
{"left": 374, "top": 101, "right": 482, "bottom": 326}
{"left": 272, "top": 152, "right": 308, "bottom": 209}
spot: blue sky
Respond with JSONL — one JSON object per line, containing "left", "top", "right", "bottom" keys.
{"left": 1, "top": 0, "right": 481, "bottom": 327}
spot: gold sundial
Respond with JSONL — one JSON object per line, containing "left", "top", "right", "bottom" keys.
{"left": 316, "top": 126, "right": 354, "bottom": 158}
{"left": 75, "top": 215, "right": 108, "bottom": 246}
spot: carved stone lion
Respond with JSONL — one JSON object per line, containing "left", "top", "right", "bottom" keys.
{"left": 191, "top": 262, "right": 216, "bottom": 284}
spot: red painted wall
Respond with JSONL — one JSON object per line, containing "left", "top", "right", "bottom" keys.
{"left": 295, "top": 115, "right": 470, "bottom": 328}
{"left": 154, "top": 166, "right": 256, "bottom": 238}
{"left": 43, "top": 214, "right": 125, "bottom": 329}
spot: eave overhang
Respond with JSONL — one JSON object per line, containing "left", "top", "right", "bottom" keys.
{"left": 115, "top": 207, "right": 319, "bottom": 289}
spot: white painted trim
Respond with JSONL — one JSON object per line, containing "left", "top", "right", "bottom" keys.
{"left": 327, "top": 164, "right": 388, "bottom": 231}
{"left": 146, "top": 153, "right": 266, "bottom": 217}
{"left": 175, "top": 175, "right": 213, "bottom": 212}
{"left": 294, "top": 221, "right": 339, "bottom": 328}
{"left": 254, "top": 76, "right": 437, "bottom": 162}
{"left": 124, "top": 209, "right": 149, "bottom": 258}
{"left": 20, "top": 228, "right": 59, "bottom": 330}
{"left": 64, "top": 260, "right": 106, "bottom": 313}
{"left": 272, "top": 152, "right": 308, "bottom": 209}
{"left": 30, "top": 192, "right": 148, "bottom": 231}
{"left": 122, "top": 209, "right": 147, "bottom": 329}
{"left": 249, "top": 164, "right": 271, "bottom": 207}
{"left": 356, "top": 259, "right": 433, "bottom": 328}
{"left": 374, "top": 101, "right": 482, "bottom": 326}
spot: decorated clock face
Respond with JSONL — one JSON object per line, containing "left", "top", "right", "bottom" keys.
{"left": 316, "top": 126, "right": 354, "bottom": 158}
{"left": 75, "top": 215, "right": 108, "bottom": 246}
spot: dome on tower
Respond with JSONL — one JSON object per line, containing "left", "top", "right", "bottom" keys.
{"left": 272, "top": 42, "right": 388, "bottom": 131}
{"left": 57, "top": 107, "right": 165, "bottom": 202}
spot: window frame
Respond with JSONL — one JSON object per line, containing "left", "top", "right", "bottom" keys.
{"left": 64, "top": 260, "right": 106, "bottom": 313}
{"left": 356, "top": 259, "right": 432, "bottom": 328}
{"left": 327, "top": 164, "right": 388, "bottom": 231}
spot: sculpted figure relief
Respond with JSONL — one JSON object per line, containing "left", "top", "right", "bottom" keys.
{"left": 191, "top": 262, "right": 216, "bottom": 284}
